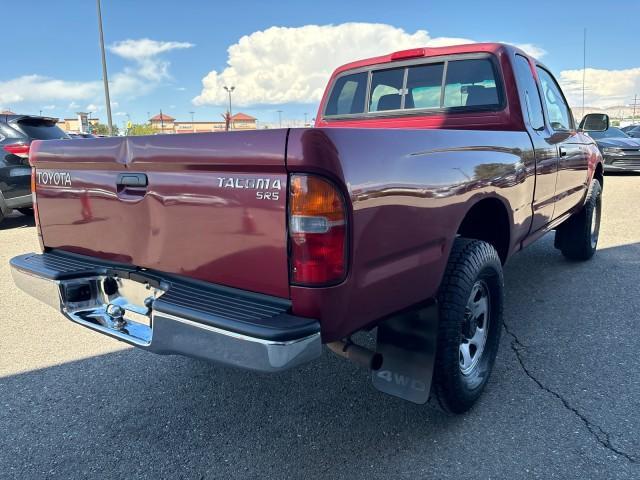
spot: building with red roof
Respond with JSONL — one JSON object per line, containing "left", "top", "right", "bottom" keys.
{"left": 148, "top": 112, "right": 257, "bottom": 134}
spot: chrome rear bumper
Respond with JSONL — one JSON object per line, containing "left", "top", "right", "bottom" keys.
{"left": 10, "top": 252, "right": 321, "bottom": 372}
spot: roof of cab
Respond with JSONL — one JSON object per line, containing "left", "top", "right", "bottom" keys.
{"left": 332, "top": 42, "right": 525, "bottom": 76}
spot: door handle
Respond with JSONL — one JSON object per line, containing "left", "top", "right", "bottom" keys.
{"left": 559, "top": 147, "right": 567, "bottom": 157}
{"left": 116, "top": 173, "right": 147, "bottom": 187}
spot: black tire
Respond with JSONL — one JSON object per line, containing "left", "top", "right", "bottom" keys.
{"left": 17, "top": 208, "right": 34, "bottom": 216}
{"left": 432, "top": 238, "right": 504, "bottom": 414}
{"left": 554, "top": 179, "right": 602, "bottom": 261}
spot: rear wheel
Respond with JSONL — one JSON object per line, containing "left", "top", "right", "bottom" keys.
{"left": 432, "top": 238, "right": 504, "bottom": 414}
{"left": 555, "top": 179, "right": 602, "bottom": 261}
{"left": 17, "top": 208, "right": 34, "bottom": 216}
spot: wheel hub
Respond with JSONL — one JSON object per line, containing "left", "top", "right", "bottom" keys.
{"left": 459, "top": 280, "right": 490, "bottom": 376}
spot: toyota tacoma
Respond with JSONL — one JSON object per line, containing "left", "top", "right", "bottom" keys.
{"left": 10, "top": 43, "right": 605, "bottom": 413}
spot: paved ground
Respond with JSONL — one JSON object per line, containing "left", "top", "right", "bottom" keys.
{"left": 1, "top": 175, "right": 639, "bottom": 479}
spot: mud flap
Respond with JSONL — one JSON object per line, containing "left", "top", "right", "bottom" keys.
{"left": 372, "top": 301, "right": 438, "bottom": 404}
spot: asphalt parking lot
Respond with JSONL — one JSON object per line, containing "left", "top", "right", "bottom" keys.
{"left": 1, "top": 175, "right": 639, "bottom": 479}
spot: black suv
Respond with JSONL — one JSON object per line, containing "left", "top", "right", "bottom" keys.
{"left": 0, "top": 114, "right": 68, "bottom": 223}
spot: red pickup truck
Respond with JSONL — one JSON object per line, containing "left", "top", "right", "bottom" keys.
{"left": 11, "top": 43, "right": 605, "bottom": 413}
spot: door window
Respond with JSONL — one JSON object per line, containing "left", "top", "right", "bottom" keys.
{"left": 536, "top": 67, "right": 572, "bottom": 131}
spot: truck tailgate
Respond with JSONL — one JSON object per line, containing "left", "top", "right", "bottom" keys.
{"left": 31, "top": 131, "right": 290, "bottom": 298}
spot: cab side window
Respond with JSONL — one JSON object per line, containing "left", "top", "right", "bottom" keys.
{"left": 513, "top": 55, "right": 544, "bottom": 130}
{"left": 536, "top": 67, "right": 572, "bottom": 131}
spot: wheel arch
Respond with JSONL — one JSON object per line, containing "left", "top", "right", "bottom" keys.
{"left": 594, "top": 161, "right": 604, "bottom": 189}
{"left": 456, "top": 196, "right": 512, "bottom": 264}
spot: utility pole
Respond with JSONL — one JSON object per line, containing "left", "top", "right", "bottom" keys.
{"left": 96, "top": 0, "right": 113, "bottom": 135}
{"left": 224, "top": 86, "right": 235, "bottom": 129}
{"left": 160, "top": 109, "right": 164, "bottom": 133}
{"left": 146, "top": 111, "right": 150, "bottom": 123}
{"left": 277, "top": 110, "right": 283, "bottom": 128}
{"left": 632, "top": 94, "right": 638, "bottom": 124}
{"left": 304, "top": 112, "right": 308, "bottom": 125}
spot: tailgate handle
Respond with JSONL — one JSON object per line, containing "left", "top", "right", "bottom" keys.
{"left": 117, "top": 173, "right": 147, "bottom": 188}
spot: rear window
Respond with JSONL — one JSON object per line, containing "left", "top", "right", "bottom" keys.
{"left": 406, "top": 63, "right": 444, "bottom": 110}
{"left": 369, "top": 68, "right": 405, "bottom": 112}
{"left": 443, "top": 59, "right": 499, "bottom": 108}
{"left": 324, "top": 72, "right": 367, "bottom": 116}
{"left": 324, "top": 56, "right": 502, "bottom": 117}
{"left": 16, "top": 119, "right": 68, "bottom": 140}
{"left": 0, "top": 123, "right": 23, "bottom": 139}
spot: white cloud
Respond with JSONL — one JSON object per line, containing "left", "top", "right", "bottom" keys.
{"left": 109, "top": 39, "right": 194, "bottom": 82}
{"left": 559, "top": 67, "right": 640, "bottom": 108}
{"left": 0, "top": 38, "right": 193, "bottom": 109}
{"left": 42, "top": 104, "right": 56, "bottom": 110}
{"left": 114, "top": 111, "right": 127, "bottom": 116}
{"left": 0, "top": 75, "right": 101, "bottom": 104}
{"left": 193, "top": 23, "right": 546, "bottom": 107}
{"left": 109, "top": 39, "right": 194, "bottom": 60}
{"left": 86, "top": 103, "right": 99, "bottom": 112}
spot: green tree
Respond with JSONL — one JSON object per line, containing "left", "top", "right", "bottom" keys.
{"left": 91, "top": 123, "right": 119, "bottom": 136}
{"left": 128, "top": 123, "right": 156, "bottom": 136}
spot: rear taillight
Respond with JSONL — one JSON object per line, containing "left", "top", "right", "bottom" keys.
{"left": 288, "top": 174, "right": 347, "bottom": 285}
{"left": 3, "top": 143, "right": 30, "bottom": 158}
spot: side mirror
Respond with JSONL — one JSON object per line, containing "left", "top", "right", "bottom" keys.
{"left": 579, "top": 113, "right": 610, "bottom": 132}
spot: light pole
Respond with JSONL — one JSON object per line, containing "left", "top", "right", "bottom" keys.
{"left": 582, "top": 28, "right": 586, "bottom": 114}
{"left": 304, "top": 112, "right": 308, "bottom": 126}
{"left": 224, "top": 86, "right": 235, "bottom": 129}
{"left": 96, "top": 0, "right": 113, "bottom": 135}
{"left": 277, "top": 110, "right": 283, "bottom": 128}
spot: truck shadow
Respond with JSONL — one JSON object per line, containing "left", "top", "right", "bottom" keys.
{"left": 0, "top": 212, "right": 35, "bottom": 230}
{"left": 1, "top": 237, "right": 638, "bottom": 478}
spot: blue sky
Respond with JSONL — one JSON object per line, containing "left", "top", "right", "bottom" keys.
{"left": 2, "top": 0, "right": 639, "bottom": 127}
